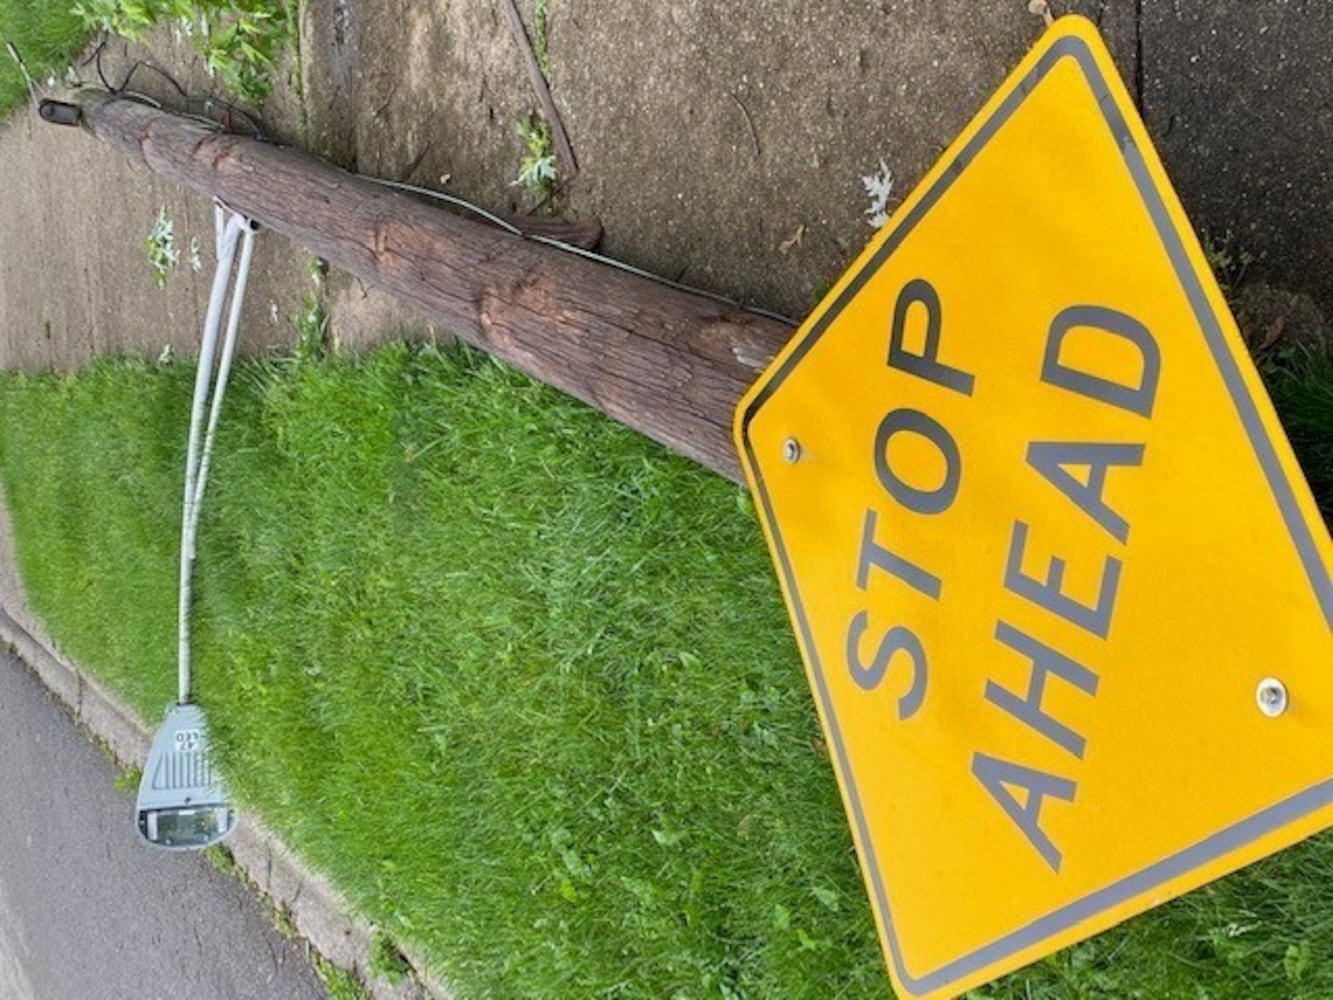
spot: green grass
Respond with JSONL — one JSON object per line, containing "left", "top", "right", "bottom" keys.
{"left": 0, "top": 0, "right": 295, "bottom": 119}
{"left": 1262, "top": 347, "right": 1333, "bottom": 520}
{"left": 0, "top": 343, "right": 1328, "bottom": 999}
{"left": 0, "top": 1, "right": 86, "bottom": 117}
{"left": 71, "top": 0, "right": 293, "bottom": 105}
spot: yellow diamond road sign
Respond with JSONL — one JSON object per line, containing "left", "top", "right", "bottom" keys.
{"left": 735, "top": 16, "right": 1333, "bottom": 1000}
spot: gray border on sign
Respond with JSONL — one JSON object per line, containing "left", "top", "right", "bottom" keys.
{"left": 738, "top": 31, "right": 1333, "bottom": 998}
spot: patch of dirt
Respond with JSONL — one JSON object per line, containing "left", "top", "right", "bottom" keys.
{"left": 1235, "top": 282, "right": 1331, "bottom": 358}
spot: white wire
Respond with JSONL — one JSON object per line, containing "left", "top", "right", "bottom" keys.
{"left": 178, "top": 207, "right": 255, "bottom": 705}
{"left": 359, "top": 175, "right": 797, "bottom": 326}
{"left": 191, "top": 222, "right": 256, "bottom": 540}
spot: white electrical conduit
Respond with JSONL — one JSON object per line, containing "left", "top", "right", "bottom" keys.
{"left": 178, "top": 203, "right": 258, "bottom": 705}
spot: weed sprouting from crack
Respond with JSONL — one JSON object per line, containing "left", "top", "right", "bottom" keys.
{"left": 533, "top": 0, "right": 550, "bottom": 81}
{"left": 146, "top": 207, "right": 179, "bottom": 288}
{"left": 513, "top": 112, "right": 558, "bottom": 201}
{"left": 861, "top": 159, "right": 894, "bottom": 229}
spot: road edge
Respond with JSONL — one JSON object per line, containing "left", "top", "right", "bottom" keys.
{"left": 0, "top": 491, "right": 451, "bottom": 1000}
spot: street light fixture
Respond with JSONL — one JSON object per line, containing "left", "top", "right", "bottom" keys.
{"left": 136, "top": 204, "right": 256, "bottom": 851}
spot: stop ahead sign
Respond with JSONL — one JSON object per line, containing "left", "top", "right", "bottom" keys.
{"left": 735, "top": 16, "right": 1332, "bottom": 1000}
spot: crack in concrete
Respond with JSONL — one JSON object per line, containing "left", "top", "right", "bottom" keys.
{"left": 1133, "top": 0, "right": 1145, "bottom": 113}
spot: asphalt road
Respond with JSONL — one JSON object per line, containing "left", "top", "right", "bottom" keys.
{"left": 0, "top": 648, "right": 328, "bottom": 1000}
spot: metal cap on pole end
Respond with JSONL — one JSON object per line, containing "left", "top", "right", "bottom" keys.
{"left": 38, "top": 100, "right": 82, "bottom": 127}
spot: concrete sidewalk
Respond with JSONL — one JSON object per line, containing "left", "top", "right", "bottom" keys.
{"left": 305, "top": 0, "right": 1329, "bottom": 327}
{"left": 0, "top": 100, "right": 306, "bottom": 371}
{"left": 2, "top": 2, "right": 1325, "bottom": 376}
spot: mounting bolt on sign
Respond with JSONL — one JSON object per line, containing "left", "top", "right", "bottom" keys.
{"left": 735, "top": 15, "right": 1332, "bottom": 1000}
{"left": 1256, "top": 677, "right": 1289, "bottom": 718}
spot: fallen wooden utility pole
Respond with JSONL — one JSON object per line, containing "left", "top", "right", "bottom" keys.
{"left": 46, "top": 91, "right": 794, "bottom": 483}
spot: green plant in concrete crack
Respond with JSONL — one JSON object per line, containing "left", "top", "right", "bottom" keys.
{"left": 145, "top": 206, "right": 179, "bottom": 288}
{"left": 810, "top": 273, "right": 837, "bottom": 306}
{"left": 292, "top": 293, "right": 329, "bottom": 362}
{"left": 291, "top": 257, "right": 330, "bottom": 362}
{"left": 71, "top": 0, "right": 293, "bottom": 105}
{"left": 1202, "top": 228, "right": 1257, "bottom": 298}
{"left": 533, "top": 0, "right": 550, "bottom": 81}
{"left": 203, "top": 843, "right": 238, "bottom": 875}
{"left": 271, "top": 903, "right": 297, "bottom": 939}
{"left": 369, "top": 930, "right": 411, "bottom": 985}
{"left": 314, "top": 956, "right": 370, "bottom": 1000}
{"left": 113, "top": 765, "right": 142, "bottom": 794}
{"left": 513, "top": 112, "right": 558, "bottom": 201}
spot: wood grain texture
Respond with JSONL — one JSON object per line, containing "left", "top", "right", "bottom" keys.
{"left": 74, "top": 92, "right": 794, "bottom": 483}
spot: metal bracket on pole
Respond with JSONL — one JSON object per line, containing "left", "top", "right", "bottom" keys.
{"left": 38, "top": 100, "right": 82, "bottom": 127}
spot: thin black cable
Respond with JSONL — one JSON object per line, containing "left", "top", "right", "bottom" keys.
{"left": 86, "top": 35, "right": 270, "bottom": 141}
{"left": 66, "top": 37, "right": 791, "bottom": 326}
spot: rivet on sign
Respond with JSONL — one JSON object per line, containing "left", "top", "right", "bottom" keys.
{"left": 783, "top": 438, "right": 802, "bottom": 464}
{"left": 1256, "top": 677, "right": 1288, "bottom": 718}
